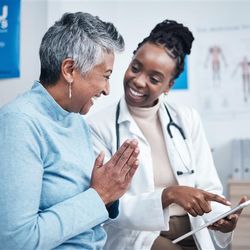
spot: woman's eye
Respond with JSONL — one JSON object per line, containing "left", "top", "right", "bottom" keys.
{"left": 150, "top": 77, "right": 160, "bottom": 84}
{"left": 131, "top": 65, "right": 139, "bottom": 73}
{"left": 105, "top": 75, "right": 110, "bottom": 80}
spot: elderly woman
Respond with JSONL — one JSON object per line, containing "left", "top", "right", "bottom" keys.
{"left": 0, "top": 12, "right": 139, "bottom": 249}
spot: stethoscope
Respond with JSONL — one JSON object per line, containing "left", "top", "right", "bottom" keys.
{"left": 115, "top": 100, "right": 194, "bottom": 176}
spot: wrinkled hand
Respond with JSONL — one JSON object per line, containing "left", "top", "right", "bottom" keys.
{"left": 208, "top": 196, "right": 248, "bottom": 233}
{"left": 162, "top": 186, "right": 231, "bottom": 217}
{"left": 90, "top": 139, "right": 139, "bottom": 205}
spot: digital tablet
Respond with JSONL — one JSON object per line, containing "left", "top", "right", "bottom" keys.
{"left": 172, "top": 200, "right": 250, "bottom": 244}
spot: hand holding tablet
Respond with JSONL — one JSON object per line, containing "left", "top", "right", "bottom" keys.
{"left": 173, "top": 199, "right": 250, "bottom": 244}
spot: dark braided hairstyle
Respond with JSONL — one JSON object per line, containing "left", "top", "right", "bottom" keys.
{"left": 133, "top": 20, "right": 194, "bottom": 80}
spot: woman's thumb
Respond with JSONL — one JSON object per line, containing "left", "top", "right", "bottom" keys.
{"left": 94, "top": 151, "right": 105, "bottom": 168}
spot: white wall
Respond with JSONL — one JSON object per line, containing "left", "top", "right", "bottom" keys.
{"left": 0, "top": 0, "right": 48, "bottom": 107}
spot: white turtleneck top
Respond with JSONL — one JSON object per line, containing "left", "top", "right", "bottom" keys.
{"left": 128, "top": 102, "right": 186, "bottom": 216}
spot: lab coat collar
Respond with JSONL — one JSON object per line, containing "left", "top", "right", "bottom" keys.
{"left": 158, "top": 95, "right": 178, "bottom": 120}
{"left": 117, "top": 96, "right": 152, "bottom": 145}
{"left": 116, "top": 96, "right": 132, "bottom": 125}
{"left": 118, "top": 96, "right": 177, "bottom": 124}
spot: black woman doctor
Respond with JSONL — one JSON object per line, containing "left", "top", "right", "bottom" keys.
{"left": 87, "top": 19, "right": 245, "bottom": 250}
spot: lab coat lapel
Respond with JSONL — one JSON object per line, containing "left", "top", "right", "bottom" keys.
{"left": 118, "top": 97, "right": 149, "bottom": 145}
{"left": 118, "top": 97, "right": 154, "bottom": 192}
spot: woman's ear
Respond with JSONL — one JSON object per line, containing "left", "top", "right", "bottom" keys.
{"left": 61, "top": 58, "right": 74, "bottom": 83}
{"left": 168, "top": 80, "right": 174, "bottom": 89}
{"left": 163, "top": 81, "right": 174, "bottom": 94}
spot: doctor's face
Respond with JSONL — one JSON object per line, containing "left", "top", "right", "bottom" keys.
{"left": 123, "top": 42, "right": 176, "bottom": 108}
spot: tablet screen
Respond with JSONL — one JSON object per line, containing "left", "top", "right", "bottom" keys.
{"left": 172, "top": 200, "right": 250, "bottom": 244}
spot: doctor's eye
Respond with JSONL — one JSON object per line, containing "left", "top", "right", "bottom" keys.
{"left": 131, "top": 64, "right": 140, "bottom": 73}
{"left": 150, "top": 76, "right": 161, "bottom": 85}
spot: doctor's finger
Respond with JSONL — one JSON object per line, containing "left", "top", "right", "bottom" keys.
{"left": 198, "top": 199, "right": 212, "bottom": 213}
{"left": 191, "top": 202, "right": 205, "bottom": 216}
{"left": 184, "top": 201, "right": 201, "bottom": 216}
{"left": 235, "top": 196, "right": 248, "bottom": 215}
{"left": 205, "top": 193, "right": 231, "bottom": 206}
{"left": 213, "top": 218, "right": 236, "bottom": 232}
{"left": 186, "top": 208, "right": 198, "bottom": 217}
{"left": 227, "top": 214, "right": 239, "bottom": 223}
{"left": 208, "top": 225, "right": 218, "bottom": 231}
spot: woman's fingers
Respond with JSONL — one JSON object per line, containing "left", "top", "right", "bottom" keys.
{"left": 111, "top": 139, "right": 138, "bottom": 172}
{"left": 93, "top": 151, "right": 105, "bottom": 168}
{"left": 126, "top": 159, "right": 139, "bottom": 181}
{"left": 121, "top": 147, "right": 140, "bottom": 176}
{"left": 109, "top": 139, "right": 132, "bottom": 166}
{"left": 91, "top": 139, "right": 140, "bottom": 205}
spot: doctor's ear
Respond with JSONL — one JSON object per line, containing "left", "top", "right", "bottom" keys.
{"left": 169, "top": 80, "right": 174, "bottom": 89}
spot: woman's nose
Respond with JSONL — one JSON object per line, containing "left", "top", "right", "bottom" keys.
{"left": 134, "top": 74, "right": 147, "bottom": 88}
{"left": 102, "top": 81, "right": 110, "bottom": 96}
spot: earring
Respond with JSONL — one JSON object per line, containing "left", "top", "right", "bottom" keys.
{"left": 68, "top": 81, "right": 72, "bottom": 99}
{"left": 163, "top": 92, "right": 168, "bottom": 97}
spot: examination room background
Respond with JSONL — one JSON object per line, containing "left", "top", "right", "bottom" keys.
{"left": 1, "top": 1, "right": 250, "bottom": 249}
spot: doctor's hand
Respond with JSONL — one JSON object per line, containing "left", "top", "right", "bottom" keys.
{"left": 90, "top": 139, "right": 139, "bottom": 205}
{"left": 162, "top": 186, "right": 231, "bottom": 217}
{"left": 208, "top": 196, "right": 247, "bottom": 233}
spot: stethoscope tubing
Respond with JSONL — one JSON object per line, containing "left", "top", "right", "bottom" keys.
{"left": 115, "top": 100, "right": 194, "bottom": 175}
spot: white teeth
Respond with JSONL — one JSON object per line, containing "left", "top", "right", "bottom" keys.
{"left": 91, "top": 96, "right": 98, "bottom": 104}
{"left": 130, "top": 88, "right": 143, "bottom": 97}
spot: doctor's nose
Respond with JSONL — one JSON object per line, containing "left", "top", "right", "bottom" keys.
{"left": 133, "top": 74, "right": 147, "bottom": 88}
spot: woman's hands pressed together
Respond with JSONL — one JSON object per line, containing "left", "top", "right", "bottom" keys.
{"left": 91, "top": 139, "right": 139, "bottom": 204}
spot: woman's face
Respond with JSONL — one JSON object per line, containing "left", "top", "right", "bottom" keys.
{"left": 123, "top": 42, "right": 176, "bottom": 108}
{"left": 73, "top": 52, "right": 114, "bottom": 114}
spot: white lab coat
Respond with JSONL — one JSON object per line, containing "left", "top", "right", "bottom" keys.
{"left": 87, "top": 96, "right": 232, "bottom": 250}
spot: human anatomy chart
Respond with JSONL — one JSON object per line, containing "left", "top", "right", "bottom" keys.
{"left": 194, "top": 24, "right": 250, "bottom": 118}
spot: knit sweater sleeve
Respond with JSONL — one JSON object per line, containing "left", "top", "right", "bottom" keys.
{"left": 0, "top": 113, "right": 109, "bottom": 250}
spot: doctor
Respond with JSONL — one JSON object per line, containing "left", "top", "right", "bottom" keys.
{"left": 87, "top": 19, "right": 244, "bottom": 250}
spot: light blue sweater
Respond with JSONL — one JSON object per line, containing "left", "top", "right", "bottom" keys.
{"left": 0, "top": 81, "right": 117, "bottom": 249}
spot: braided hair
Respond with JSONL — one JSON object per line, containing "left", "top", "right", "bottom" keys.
{"left": 133, "top": 20, "right": 194, "bottom": 80}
